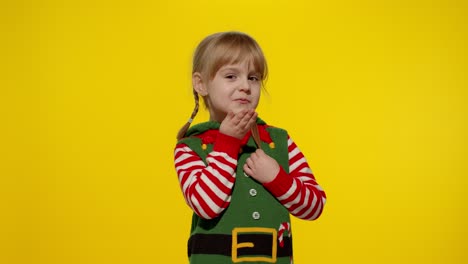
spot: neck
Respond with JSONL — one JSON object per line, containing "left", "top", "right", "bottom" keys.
{"left": 208, "top": 110, "right": 226, "bottom": 123}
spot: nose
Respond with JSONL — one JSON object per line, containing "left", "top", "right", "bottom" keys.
{"left": 239, "top": 77, "right": 251, "bottom": 93}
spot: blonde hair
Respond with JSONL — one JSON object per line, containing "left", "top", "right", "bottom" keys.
{"left": 177, "top": 31, "right": 268, "bottom": 140}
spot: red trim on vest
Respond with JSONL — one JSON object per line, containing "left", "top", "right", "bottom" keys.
{"left": 194, "top": 125, "right": 273, "bottom": 146}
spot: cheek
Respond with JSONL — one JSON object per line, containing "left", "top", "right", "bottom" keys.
{"left": 253, "top": 88, "right": 261, "bottom": 100}
{"left": 251, "top": 96, "right": 260, "bottom": 109}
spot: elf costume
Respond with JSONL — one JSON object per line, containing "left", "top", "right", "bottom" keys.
{"left": 174, "top": 118, "right": 326, "bottom": 264}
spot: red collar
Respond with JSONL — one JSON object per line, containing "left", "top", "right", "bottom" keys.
{"left": 195, "top": 125, "right": 273, "bottom": 146}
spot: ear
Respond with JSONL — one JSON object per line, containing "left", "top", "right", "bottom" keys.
{"left": 192, "top": 72, "right": 208, "bottom": 96}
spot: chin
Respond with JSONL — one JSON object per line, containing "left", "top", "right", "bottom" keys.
{"left": 232, "top": 106, "right": 252, "bottom": 114}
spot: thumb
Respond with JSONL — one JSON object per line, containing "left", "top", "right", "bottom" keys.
{"left": 255, "top": 149, "right": 265, "bottom": 156}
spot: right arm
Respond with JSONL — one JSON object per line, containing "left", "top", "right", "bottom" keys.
{"left": 174, "top": 109, "right": 257, "bottom": 219}
{"left": 174, "top": 133, "right": 241, "bottom": 219}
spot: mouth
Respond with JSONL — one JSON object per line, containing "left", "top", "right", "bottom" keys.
{"left": 234, "top": 98, "right": 250, "bottom": 104}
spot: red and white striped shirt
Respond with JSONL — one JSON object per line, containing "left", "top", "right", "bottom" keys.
{"left": 174, "top": 131, "right": 326, "bottom": 220}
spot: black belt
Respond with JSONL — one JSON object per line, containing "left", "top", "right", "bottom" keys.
{"left": 188, "top": 233, "right": 292, "bottom": 258}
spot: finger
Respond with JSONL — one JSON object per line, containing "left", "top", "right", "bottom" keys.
{"left": 232, "top": 109, "right": 248, "bottom": 124}
{"left": 255, "top": 149, "right": 265, "bottom": 156}
{"left": 251, "top": 111, "right": 258, "bottom": 120}
{"left": 238, "top": 110, "right": 255, "bottom": 128}
{"left": 257, "top": 149, "right": 270, "bottom": 160}
{"left": 250, "top": 150, "right": 263, "bottom": 161}
{"left": 243, "top": 163, "right": 252, "bottom": 176}
{"left": 244, "top": 109, "right": 256, "bottom": 122}
{"left": 245, "top": 157, "right": 253, "bottom": 167}
{"left": 249, "top": 152, "right": 257, "bottom": 161}
{"left": 224, "top": 111, "right": 235, "bottom": 122}
{"left": 245, "top": 112, "right": 258, "bottom": 128}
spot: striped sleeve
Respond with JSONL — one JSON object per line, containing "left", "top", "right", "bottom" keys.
{"left": 174, "top": 133, "right": 241, "bottom": 219}
{"left": 263, "top": 135, "right": 326, "bottom": 220}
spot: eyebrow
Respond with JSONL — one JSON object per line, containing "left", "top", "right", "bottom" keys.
{"left": 219, "top": 66, "right": 259, "bottom": 74}
{"left": 219, "top": 66, "right": 241, "bottom": 72}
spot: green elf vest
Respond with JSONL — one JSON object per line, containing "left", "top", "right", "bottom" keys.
{"left": 178, "top": 118, "right": 293, "bottom": 264}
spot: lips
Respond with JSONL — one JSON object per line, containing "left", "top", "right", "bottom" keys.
{"left": 235, "top": 98, "right": 250, "bottom": 104}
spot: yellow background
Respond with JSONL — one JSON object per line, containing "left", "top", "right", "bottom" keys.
{"left": 1, "top": 0, "right": 467, "bottom": 263}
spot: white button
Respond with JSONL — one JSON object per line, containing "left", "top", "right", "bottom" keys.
{"left": 249, "top": 189, "right": 257, "bottom": 196}
{"left": 243, "top": 172, "right": 250, "bottom": 177}
{"left": 252, "top": 211, "right": 260, "bottom": 220}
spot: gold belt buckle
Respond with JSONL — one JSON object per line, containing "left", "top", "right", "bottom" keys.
{"left": 231, "top": 227, "right": 277, "bottom": 263}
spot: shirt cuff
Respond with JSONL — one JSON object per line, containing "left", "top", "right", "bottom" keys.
{"left": 263, "top": 166, "right": 294, "bottom": 198}
{"left": 213, "top": 133, "right": 241, "bottom": 158}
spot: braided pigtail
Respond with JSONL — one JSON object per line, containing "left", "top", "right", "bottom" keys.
{"left": 176, "top": 89, "right": 200, "bottom": 140}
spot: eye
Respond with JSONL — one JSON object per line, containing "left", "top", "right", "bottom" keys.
{"left": 225, "top": 74, "right": 236, "bottom": 79}
{"left": 248, "top": 75, "right": 260, "bottom": 81}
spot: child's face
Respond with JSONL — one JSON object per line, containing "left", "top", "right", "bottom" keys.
{"left": 204, "top": 59, "right": 261, "bottom": 122}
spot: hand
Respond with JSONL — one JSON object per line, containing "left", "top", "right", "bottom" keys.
{"left": 243, "top": 149, "right": 280, "bottom": 184}
{"left": 219, "top": 109, "right": 257, "bottom": 139}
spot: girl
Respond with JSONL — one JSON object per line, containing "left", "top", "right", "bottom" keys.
{"left": 174, "top": 31, "right": 326, "bottom": 264}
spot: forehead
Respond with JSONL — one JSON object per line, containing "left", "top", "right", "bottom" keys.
{"left": 217, "top": 59, "right": 258, "bottom": 73}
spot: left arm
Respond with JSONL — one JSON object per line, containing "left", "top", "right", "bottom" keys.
{"left": 244, "top": 135, "right": 326, "bottom": 220}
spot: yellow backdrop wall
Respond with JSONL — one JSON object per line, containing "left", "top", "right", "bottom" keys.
{"left": 1, "top": 0, "right": 467, "bottom": 263}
